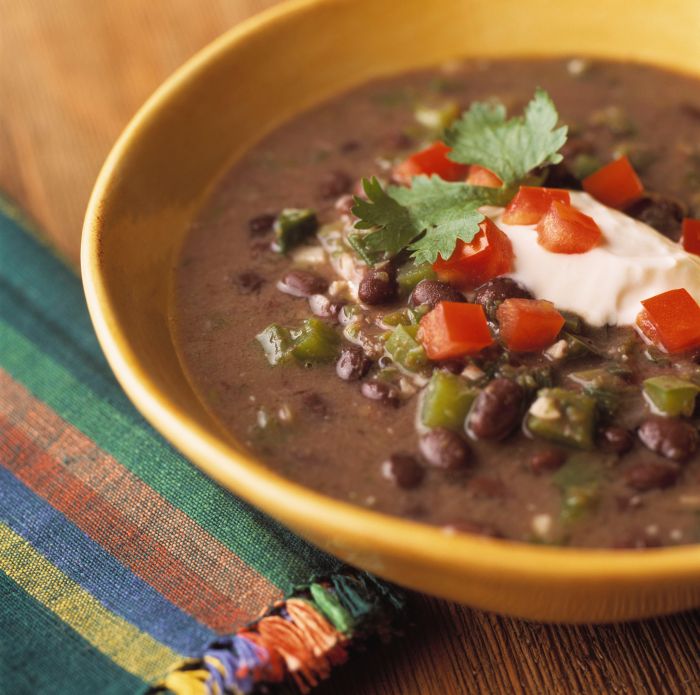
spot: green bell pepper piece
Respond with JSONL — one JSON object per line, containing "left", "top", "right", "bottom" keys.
{"left": 396, "top": 260, "right": 437, "bottom": 296}
{"left": 552, "top": 454, "right": 602, "bottom": 523}
{"left": 291, "top": 318, "right": 339, "bottom": 363}
{"left": 568, "top": 368, "right": 628, "bottom": 418}
{"left": 526, "top": 387, "right": 596, "bottom": 449}
{"left": 273, "top": 208, "right": 318, "bottom": 253}
{"left": 643, "top": 376, "right": 700, "bottom": 417}
{"left": 385, "top": 325, "right": 427, "bottom": 371}
{"left": 569, "top": 153, "right": 602, "bottom": 180}
{"left": 420, "top": 371, "right": 478, "bottom": 432}
{"left": 256, "top": 324, "right": 293, "bottom": 365}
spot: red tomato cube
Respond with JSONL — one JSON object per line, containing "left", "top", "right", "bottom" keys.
{"left": 582, "top": 156, "right": 644, "bottom": 209}
{"left": 536, "top": 201, "right": 603, "bottom": 254}
{"left": 496, "top": 298, "right": 565, "bottom": 352}
{"left": 465, "top": 165, "right": 503, "bottom": 188}
{"left": 502, "top": 186, "right": 571, "bottom": 225}
{"left": 638, "top": 288, "right": 700, "bottom": 353}
{"left": 393, "top": 141, "right": 470, "bottom": 184}
{"left": 433, "top": 218, "right": 514, "bottom": 289}
{"left": 418, "top": 302, "right": 494, "bottom": 360}
{"left": 681, "top": 218, "right": 700, "bottom": 255}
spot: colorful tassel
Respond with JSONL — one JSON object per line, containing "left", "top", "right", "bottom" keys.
{"left": 153, "top": 570, "right": 405, "bottom": 695}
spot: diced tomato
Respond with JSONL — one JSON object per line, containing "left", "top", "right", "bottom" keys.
{"left": 582, "top": 156, "right": 644, "bottom": 209}
{"left": 635, "top": 309, "right": 661, "bottom": 347}
{"left": 681, "top": 218, "right": 700, "bottom": 255}
{"left": 637, "top": 288, "right": 700, "bottom": 353}
{"left": 418, "top": 302, "right": 494, "bottom": 359}
{"left": 433, "top": 218, "right": 514, "bottom": 289}
{"left": 393, "top": 141, "right": 470, "bottom": 184}
{"left": 501, "top": 186, "right": 571, "bottom": 225}
{"left": 536, "top": 201, "right": 603, "bottom": 254}
{"left": 466, "top": 165, "right": 503, "bottom": 188}
{"left": 496, "top": 298, "right": 565, "bottom": 352}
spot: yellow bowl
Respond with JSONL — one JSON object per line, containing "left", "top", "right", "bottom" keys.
{"left": 82, "top": 0, "right": 700, "bottom": 622}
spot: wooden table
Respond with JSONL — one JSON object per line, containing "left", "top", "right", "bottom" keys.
{"left": 3, "top": 2, "right": 698, "bottom": 693}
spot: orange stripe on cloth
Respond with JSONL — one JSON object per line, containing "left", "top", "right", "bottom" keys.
{"left": 0, "top": 370, "right": 280, "bottom": 632}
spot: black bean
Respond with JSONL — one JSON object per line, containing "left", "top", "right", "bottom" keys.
{"left": 248, "top": 213, "right": 276, "bottom": 236}
{"left": 336, "top": 346, "right": 371, "bottom": 381}
{"left": 409, "top": 280, "right": 465, "bottom": 308}
{"left": 436, "top": 359, "right": 465, "bottom": 375}
{"left": 277, "top": 269, "right": 328, "bottom": 298}
{"left": 623, "top": 461, "right": 680, "bottom": 491}
{"left": 472, "top": 278, "right": 533, "bottom": 319}
{"left": 383, "top": 131, "right": 413, "bottom": 151}
{"left": 233, "top": 271, "right": 264, "bottom": 294}
{"left": 301, "top": 392, "right": 331, "bottom": 420}
{"left": 528, "top": 448, "right": 566, "bottom": 474}
{"left": 468, "top": 378, "right": 524, "bottom": 440}
{"left": 381, "top": 453, "right": 424, "bottom": 489}
{"left": 340, "top": 140, "right": 360, "bottom": 153}
{"left": 625, "top": 194, "right": 686, "bottom": 240}
{"left": 638, "top": 416, "right": 698, "bottom": 462}
{"left": 318, "top": 170, "right": 352, "bottom": 199}
{"left": 599, "top": 426, "right": 634, "bottom": 454}
{"left": 360, "top": 379, "right": 400, "bottom": 406}
{"left": 358, "top": 267, "right": 397, "bottom": 305}
{"left": 419, "top": 428, "right": 472, "bottom": 471}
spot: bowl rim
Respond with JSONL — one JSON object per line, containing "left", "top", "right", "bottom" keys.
{"left": 81, "top": 0, "right": 700, "bottom": 595}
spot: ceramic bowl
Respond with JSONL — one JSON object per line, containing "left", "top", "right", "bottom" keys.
{"left": 82, "top": 0, "right": 700, "bottom": 622}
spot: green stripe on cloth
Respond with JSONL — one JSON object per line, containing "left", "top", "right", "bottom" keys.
{"left": 0, "top": 570, "right": 146, "bottom": 695}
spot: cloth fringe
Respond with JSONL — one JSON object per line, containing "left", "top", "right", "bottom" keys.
{"left": 152, "top": 570, "right": 406, "bottom": 695}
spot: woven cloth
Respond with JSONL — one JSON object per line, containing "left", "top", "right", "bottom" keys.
{"left": 0, "top": 197, "right": 404, "bottom": 695}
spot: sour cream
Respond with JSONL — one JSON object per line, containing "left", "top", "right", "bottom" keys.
{"left": 483, "top": 192, "right": 700, "bottom": 327}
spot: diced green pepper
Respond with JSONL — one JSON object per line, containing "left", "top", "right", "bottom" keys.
{"left": 568, "top": 368, "right": 628, "bottom": 417}
{"left": 560, "top": 311, "right": 583, "bottom": 335}
{"left": 256, "top": 324, "right": 293, "bottom": 365}
{"left": 385, "top": 325, "right": 427, "bottom": 371}
{"left": 396, "top": 260, "right": 437, "bottom": 295}
{"left": 381, "top": 305, "right": 430, "bottom": 327}
{"left": 420, "top": 372, "right": 478, "bottom": 432}
{"left": 414, "top": 100, "right": 460, "bottom": 132}
{"left": 291, "top": 318, "right": 339, "bottom": 363}
{"left": 643, "top": 376, "right": 700, "bottom": 417}
{"left": 563, "top": 333, "right": 602, "bottom": 360}
{"left": 569, "top": 153, "right": 601, "bottom": 180}
{"left": 526, "top": 388, "right": 596, "bottom": 449}
{"left": 497, "top": 363, "right": 553, "bottom": 394}
{"left": 273, "top": 208, "right": 318, "bottom": 253}
{"left": 552, "top": 454, "right": 602, "bottom": 523}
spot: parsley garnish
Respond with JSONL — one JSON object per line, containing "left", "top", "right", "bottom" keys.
{"left": 350, "top": 89, "right": 567, "bottom": 265}
{"left": 444, "top": 88, "right": 567, "bottom": 185}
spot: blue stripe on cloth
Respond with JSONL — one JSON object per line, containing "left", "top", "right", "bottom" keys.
{"left": 0, "top": 466, "right": 216, "bottom": 653}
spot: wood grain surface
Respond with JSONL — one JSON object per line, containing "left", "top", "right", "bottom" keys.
{"left": 2, "top": 2, "right": 699, "bottom": 693}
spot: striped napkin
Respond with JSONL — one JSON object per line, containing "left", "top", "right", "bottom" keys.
{"left": 0, "top": 196, "right": 404, "bottom": 694}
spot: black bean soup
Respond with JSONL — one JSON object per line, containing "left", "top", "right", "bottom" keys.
{"left": 175, "top": 58, "right": 700, "bottom": 549}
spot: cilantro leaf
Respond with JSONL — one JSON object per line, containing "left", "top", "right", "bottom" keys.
{"left": 444, "top": 88, "right": 567, "bottom": 185}
{"left": 350, "top": 177, "right": 417, "bottom": 262}
{"left": 350, "top": 176, "right": 507, "bottom": 265}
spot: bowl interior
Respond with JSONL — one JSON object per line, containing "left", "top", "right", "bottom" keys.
{"left": 83, "top": 0, "right": 700, "bottom": 621}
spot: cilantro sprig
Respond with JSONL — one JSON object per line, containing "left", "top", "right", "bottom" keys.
{"left": 350, "top": 89, "right": 568, "bottom": 265}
